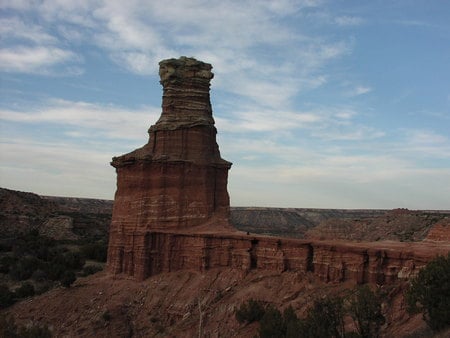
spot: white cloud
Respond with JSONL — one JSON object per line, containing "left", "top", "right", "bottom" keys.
{"left": 0, "top": 99, "right": 159, "bottom": 140}
{"left": 349, "top": 86, "right": 372, "bottom": 96}
{"left": 0, "top": 17, "right": 57, "bottom": 44}
{"left": 1, "top": 0, "right": 350, "bottom": 109}
{"left": 0, "top": 46, "right": 78, "bottom": 74}
{"left": 334, "top": 16, "right": 364, "bottom": 26}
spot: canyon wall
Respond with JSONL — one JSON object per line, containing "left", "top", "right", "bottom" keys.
{"left": 107, "top": 57, "right": 449, "bottom": 285}
{"left": 109, "top": 230, "right": 448, "bottom": 284}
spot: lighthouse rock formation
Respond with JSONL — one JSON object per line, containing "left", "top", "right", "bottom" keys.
{"left": 107, "top": 57, "right": 448, "bottom": 283}
{"left": 107, "top": 57, "right": 234, "bottom": 279}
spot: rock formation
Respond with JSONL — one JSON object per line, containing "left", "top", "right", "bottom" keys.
{"left": 107, "top": 57, "right": 449, "bottom": 283}
{"left": 107, "top": 57, "right": 232, "bottom": 278}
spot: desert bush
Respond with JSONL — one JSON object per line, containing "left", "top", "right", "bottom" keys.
{"left": 81, "top": 242, "right": 108, "bottom": 262}
{"left": 406, "top": 254, "right": 450, "bottom": 332}
{"left": 102, "top": 310, "right": 111, "bottom": 322}
{"left": 235, "top": 298, "right": 266, "bottom": 324}
{"left": 51, "top": 251, "right": 84, "bottom": 271}
{"left": 0, "top": 284, "right": 15, "bottom": 309}
{"left": 31, "top": 269, "right": 48, "bottom": 282}
{"left": 44, "top": 262, "right": 65, "bottom": 281}
{"left": 0, "top": 255, "right": 17, "bottom": 274}
{"left": 60, "top": 270, "right": 76, "bottom": 288}
{"left": 14, "top": 282, "right": 35, "bottom": 299}
{"left": 9, "top": 257, "right": 41, "bottom": 281}
{"left": 81, "top": 265, "right": 103, "bottom": 277}
{"left": 301, "top": 296, "right": 345, "bottom": 338}
{"left": 347, "top": 285, "right": 385, "bottom": 338}
{"left": 258, "top": 305, "right": 285, "bottom": 338}
{"left": 0, "top": 314, "right": 52, "bottom": 338}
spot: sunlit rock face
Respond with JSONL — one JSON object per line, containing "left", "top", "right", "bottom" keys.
{"left": 107, "top": 57, "right": 232, "bottom": 277}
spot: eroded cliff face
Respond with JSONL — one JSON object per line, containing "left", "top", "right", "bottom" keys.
{"left": 107, "top": 57, "right": 449, "bottom": 284}
{"left": 107, "top": 57, "right": 233, "bottom": 276}
{"left": 109, "top": 230, "right": 448, "bottom": 284}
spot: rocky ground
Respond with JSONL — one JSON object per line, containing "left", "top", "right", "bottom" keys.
{"left": 4, "top": 268, "right": 436, "bottom": 338}
{"left": 1, "top": 187, "right": 449, "bottom": 337}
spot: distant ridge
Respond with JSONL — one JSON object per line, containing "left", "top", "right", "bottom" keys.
{"left": 1, "top": 187, "right": 449, "bottom": 241}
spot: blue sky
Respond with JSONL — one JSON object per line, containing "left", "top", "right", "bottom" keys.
{"left": 1, "top": 0, "right": 449, "bottom": 209}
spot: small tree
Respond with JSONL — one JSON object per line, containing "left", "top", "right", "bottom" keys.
{"left": 60, "top": 270, "right": 76, "bottom": 288}
{"left": 406, "top": 254, "right": 450, "bottom": 332}
{"left": 0, "top": 284, "right": 15, "bottom": 309}
{"left": 347, "top": 285, "right": 385, "bottom": 338}
{"left": 235, "top": 298, "right": 266, "bottom": 324}
{"left": 258, "top": 305, "right": 285, "bottom": 338}
{"left": 14, "top": 282, "right": 35, "bottom": 299}
{"left": 302, "top": 296, "right": 345, "bottom": 338}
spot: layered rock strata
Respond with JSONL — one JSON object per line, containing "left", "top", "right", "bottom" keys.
{"left": 108, "top": 57, "right": 232, "bottom": 276}
{"left": 113, "top": 230, "right": 448, "bottom": 283}
{"left": 107, "top": 57, "right": 449, "bottom": 283}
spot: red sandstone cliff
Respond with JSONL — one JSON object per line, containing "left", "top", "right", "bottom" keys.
{"left": 107, "top": 57, "right": 449, "bottom": 284}
{"left": 107, "top": 57, "right": 233, "bottom": 278}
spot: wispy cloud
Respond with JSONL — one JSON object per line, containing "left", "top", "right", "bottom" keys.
{"left": 0, "top": 99, "right": 159, "bottom": 140}
{"left": 0, "top": 46, "right": 79, "bottom": 74}
{"left": 348, "top": 86, "right": 372, "bottom": 96}
{"left": 1, "top": 0, "right": 349, "bottom": 107}
{"left": 334, "top": 16, "right": 364, "bottom": 26}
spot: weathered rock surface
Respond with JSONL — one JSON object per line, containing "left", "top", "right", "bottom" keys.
{"left": 426, "top": 218, "right": 450, "bottom": 241}
{"left": 107, "top": 58, "right": 449, "bottom": 284}
{"left": 114, "top": 230, "right": 449, "bottom": 283}
{"left": 107, "top": 57, "right": 232, "bottom": 277}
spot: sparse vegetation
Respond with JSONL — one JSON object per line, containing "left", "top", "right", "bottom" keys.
{"left": 0, "top": 284, "right": 15, "bottom": 309}
{"left": 0, "top": 314, "right": 52, "bottom": 337}
{"left": 60, "top": 270, "right": 76, "bottom": 288}
{"left": 235, "top": 298, "right": 266, "bottom": 324}
{"left": 236, "top": 288, "right": 385, "bottom": 338}
{"left": 14, "top": 282, "right": 35, "bottom": 299}
{"left": 80, "top": 242, "right": 108, "bottom": 262}
{"left": 347, "top": 285, "right": 385, "bottom": 338}
{"left": 406, "top": 254, "right": 450, "bottom": 332}
{"left": 0, "top": 231, "right": 99, "bottom": 307}
{"left": 102, "top": 310, "right": 111, "bottom": 322}
{"left": 81, "top": 265, "right": 103, "bottom": 276}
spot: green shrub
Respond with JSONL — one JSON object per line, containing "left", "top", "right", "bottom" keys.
{"left": 31, "top": 269, "right": 48, "bottom": 282}
{"left": 14, "top": 282, "right": 35, "bottom": 299}
{"left": 81, "top": 242, "right": 108, "bottom": 262}
{"left": 406, "top": 254, "right": 450, "bottom": 332}
{"left": 347, "top": 285, "right": 385, "bottom": 338}
{"left": 102, "top": 310, "right": 111, "bottom": 322}
{"left": 0, "top": 255, "right": 17, "bottom": 274}
{"left": 81, "top": 265, "right": 103, "bottom": 277}
{"left": 0, "top": 284, "right": 15, "bottom": 309}
{"left": 302, "top": 296, "right": 345, "bottom": 338}
{"left": 0, "top": 314, "right": 52, "bottom": 338}
{"left": 51, "top": 252, "right": 85, "bottom": 271}
{"left": 60, "top": 270, "right": 76, "bottom": 288}
{"left": 9, "top": 257, "right": 40, "bottom": 281}
{"left": 258, "top": 305, "right": 285, "bottom": 338}
{"left": 235, "top": 298, "right": 266, "bottom": 324}
{"left": 44, "top": 262, "right": 65, "bottom": 281}
{"left": 284, "top": 306, "right": 301, "bottom": 338}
